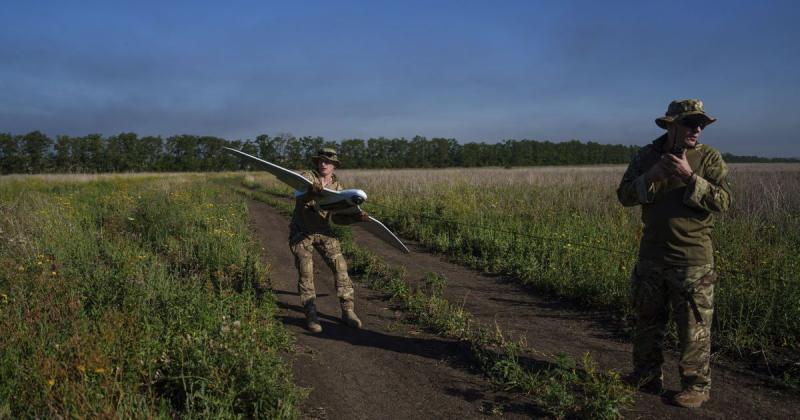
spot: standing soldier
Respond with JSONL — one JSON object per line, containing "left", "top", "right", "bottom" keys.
{"left": 617, "top": 99, "right": 731, "bottom": 408}
{"left": 290, "top": 148, "right": 368, "bottom": 333}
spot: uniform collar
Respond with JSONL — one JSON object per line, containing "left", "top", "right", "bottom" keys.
{"left": 312, "top": 169, "right": 338, "bottom": 183}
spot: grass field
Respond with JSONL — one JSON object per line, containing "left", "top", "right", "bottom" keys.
{"left": 0, "top": 174, "right": 301, "bottom": 418}
{"left": 3, "top": 162, "right": 797, "bottom": 416}
{"left": 247, "top": 163, "right": 800, "bottom": 377}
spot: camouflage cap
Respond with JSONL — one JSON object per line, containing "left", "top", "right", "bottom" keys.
{"left": 655, "top": 99, "right": 717, "bottom": 129}
{"left": 311, "top": 147, "right": 341, "bottom": 166}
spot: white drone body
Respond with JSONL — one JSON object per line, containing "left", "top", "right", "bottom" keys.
{"left": 295, "top": 188, "right": 368, "bottom": 212}
{"left": 224, "top": 147, "right": 409, "bottom": 254}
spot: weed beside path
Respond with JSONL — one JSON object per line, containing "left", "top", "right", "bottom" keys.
{"left": 0, "top": 175, "right": 302, "bottom": 418}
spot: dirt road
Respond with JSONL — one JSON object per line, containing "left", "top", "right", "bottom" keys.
{"left": 248, "top": 200, "right": 799, "bottom": 419}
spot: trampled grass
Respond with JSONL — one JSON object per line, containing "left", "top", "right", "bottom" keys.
{"left": 241, "top": 163, "right": 800, "bottom": 376}
{"left": 0, "top": 174, "right": 301, "bottom": 418}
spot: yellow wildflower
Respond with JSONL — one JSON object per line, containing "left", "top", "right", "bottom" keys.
{"left": 47, "top": 379, "right": 55, "bottom": 386}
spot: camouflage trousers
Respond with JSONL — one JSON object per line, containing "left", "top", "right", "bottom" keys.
{"left": 289, "top": 232, "right": 355, "bottom": 311}
{"left": 630, "top": 260, "right": 716, "bottom": 392}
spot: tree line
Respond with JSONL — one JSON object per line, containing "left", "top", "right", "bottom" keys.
{"left": 0, "top": 131, "right": 795, "bottom": 174}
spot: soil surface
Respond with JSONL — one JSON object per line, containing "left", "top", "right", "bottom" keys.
{"left": 248, "top": 200, "right": 799, "bottom": 419}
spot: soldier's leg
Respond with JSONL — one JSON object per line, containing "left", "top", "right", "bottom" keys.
{"left": 668, "top": 265, "right": 715, "bottom": 393}
{"left": 630, "top": 261, "right": 669, "bottom": 385}
{"left": 291, "top": 235, "right": 322, "bottom": 333}
{"left": 315, "top": 236, "right": 355, "bottom": 310}
{"left": 316, "top": 236, "right": 361, "bottom": 328}
{"left": 290, "top": 235, "right": 317, "bottom": 306}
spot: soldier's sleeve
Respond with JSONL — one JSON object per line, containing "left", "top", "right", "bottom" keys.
{"left": 298, "top": 170, "right": 315, "bottom": 203}
{"left": 683, "top": 149, "right": 731, "bottom": 212}
{"left": 616, "top": 149, "right": 654, "bottom": 207}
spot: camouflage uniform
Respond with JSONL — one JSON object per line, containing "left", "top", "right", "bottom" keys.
{"left": 618, "top": 126, "right": 731, "bottom": 393}
{"left": 290, "top": 170, "right": 362, "bottom": 312}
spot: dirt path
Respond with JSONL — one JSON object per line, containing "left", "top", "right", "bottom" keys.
{"left": 248, "top": 200, "right": 799, "bottom": 419}
{"left": 249, "top": 201, "right": 538, "bottom": 419}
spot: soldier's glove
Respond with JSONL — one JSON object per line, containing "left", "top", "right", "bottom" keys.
{"left": 307, "top": 180, "right": 324, "bottom": 196}
{"left": 358, "top": 212, "right": 371, "bottom": 223}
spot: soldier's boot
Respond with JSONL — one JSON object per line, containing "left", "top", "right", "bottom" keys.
{"left": 341, "top": 309, "right": 362, "bottom": 329}
{"left": 672, "top": 389, "right": 710, "bottom": 408}
{"left": 622, "top": 371, "right": 663, "bottom": 394}
{"left": 304, "top": 302, "right": 323, "bottom": 333}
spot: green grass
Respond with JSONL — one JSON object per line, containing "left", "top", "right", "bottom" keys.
{"left": 0, "top": 174, "right": 302, "bottom": 418}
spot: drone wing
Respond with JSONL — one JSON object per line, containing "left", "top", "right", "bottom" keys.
{"left": 223, "top": 147, "right": 311, "bottom": 191}
{"left": 357, "top": 216, "right": 410, "bottom": 254}
{"left": 224, "top": 147, "right": 408, "bottom": 253}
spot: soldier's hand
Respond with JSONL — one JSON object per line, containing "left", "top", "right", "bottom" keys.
{"left": 307, "top": 180, "right": 324, "bottom": 196}
{"left": 358, "top": 212, "right": 371, "bottom": 223}
{"left": 644, "top": 161, "right": 670, "bottom": 184}
{"left": 662, "top": 151, "right": 694, "bottom": 183}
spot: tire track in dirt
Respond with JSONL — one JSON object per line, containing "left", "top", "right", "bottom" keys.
{"left": 249, "top": 199, "right": 799, "bottom": 419}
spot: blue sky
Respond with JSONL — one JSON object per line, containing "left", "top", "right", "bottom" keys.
{"left": 1, "top": 0, "right": 798, "bottom": 157}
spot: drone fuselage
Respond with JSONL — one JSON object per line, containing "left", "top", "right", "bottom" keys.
{"left": 295, "top": 188, "right": 367, "bottom": 213}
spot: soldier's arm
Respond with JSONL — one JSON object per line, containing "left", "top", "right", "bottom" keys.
{"left": 329, "top": 177, "right": 369, "bottom": 224}
{"left": 617, "top": 150, "right": 654, "bottom": 207}
{"left": 683, "top": 150, "right": 731, "bottom": 212}
{"left": 299, "top": 171, "right": 321, "bottom": 203}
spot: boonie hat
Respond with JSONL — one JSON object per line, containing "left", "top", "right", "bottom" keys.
{"left": 311, "top": 148, "right": 341, "bottom": 166}
{"left": 655, "top": 99, "right": 717, "bottom": 129}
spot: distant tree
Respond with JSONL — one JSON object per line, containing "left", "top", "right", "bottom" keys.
{"left": 300, "top": 136, "right": 325, "bottom": 164}
{"left": 387, "top": 138, "right": 410, "bottom": 168}
{"left": 20, "top": 131, "right": 52, "bottom": 173}
{"left": 53, "top": 135, "right": 76, "bottom": 172}
{"left": 166, "top": 135, "right": 201, "bottom": 171}
{"left": 429, "top": 138, "right": 456, "bottom": 168}
{"left": 407, "top": 135, "right": 429, "bottom": 168}
{"left": 74, "top": 134, "right": 107, "bottom": 172}
{"left": 7, "top": 129, "right": 792, "bottom": 173}
{"left": 0, "top": 133, "right": 23, "bottom": 174}
{"left": 139, "top": 135, "right": 164, "bottom": 171}
{"left": 284, "top": 135, "right": 303, "bottom": 169}
{"left": 339, "top": 139, "right": 367, "bottom": 168}
{"left": 196, "top": 136, "right": 229, "bottom": 171}
{"left": 106, "top": 132, "right": 142, "bottom": 171}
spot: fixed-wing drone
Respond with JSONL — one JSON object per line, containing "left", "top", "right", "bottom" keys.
{"left": 223, "top": 147, "right": 409, "bottom": 253}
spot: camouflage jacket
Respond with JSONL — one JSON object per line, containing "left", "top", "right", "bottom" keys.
{"left": 289, "top": 170, "right": 363, "bottom": 238}
{"left": 617, "top": 134, "right": 731, "bottom": 266}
